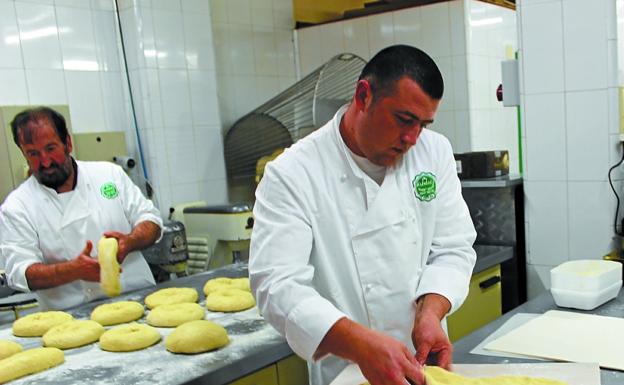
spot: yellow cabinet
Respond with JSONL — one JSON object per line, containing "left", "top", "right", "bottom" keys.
{"left": 447, "top": 265, "right": 502, "bottom": 342}
{"left": 228, "top": 364, "right": 279, "bottom": 385}
{"left": 228, "top": 355, "right": 308, "bottom": 385}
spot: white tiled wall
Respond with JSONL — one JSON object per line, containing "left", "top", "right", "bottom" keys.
{"left": 518, "top": 0, "right": 619, "bottom": 298}
{"left": 118, "top": 0, "right": 227, "bottom": 213}
{"left": 209, "top": 0, "right": 297, "bottom": 130}
{"left": 294, "top": 0, "right": 519, "bottom": 166}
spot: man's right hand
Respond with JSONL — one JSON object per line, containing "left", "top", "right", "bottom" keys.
{"left": 316, "top": 318, "right": 425, "bottom": 385}
{"left": 71, "top": 240, "right": 100, "bottom": 282}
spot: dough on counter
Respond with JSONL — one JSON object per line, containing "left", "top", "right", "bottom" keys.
{"left": 99, "top": 323, "right": 161, "bottom": 352}
{"left": 90, "top": 301, "right": 145, "bottom": 326}
{"left": 0, "top": 347, "right": 64, "bottom": 384}
{"left": 0, "top": 340, "right": 23, "bottom": 359}
{"left": 205, "top": 288, "right": 255, "bottom": 312}
{"left": 203, "top": 277, "right": 251, "bottom": 296}
{"left": 146, "top": 302, "right": 205, "bottom": 327}
{"left": 12, "top": 311, "right": 74, "bottom": 337}
{"left": 144, "top": 287, "right": 199, "bottom": 309}
{"left": 360, "top": 366, "right": 567, "bottom": 385}
{"left": 42, "top": 320, "right": 105, "bottom": 349}
{"left": 166, "top": 320, "right": 229, "bottom": 354}
{"left": 98, "top": 237, "right": 121, "bottom": 297}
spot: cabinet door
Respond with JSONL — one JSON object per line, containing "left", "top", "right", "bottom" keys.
{"left": 276, "top": 355, "right": 308, "bottom": 385}
{"left": 447, "top": 265, "right": 502, "bottom": 342}
{"left": 228, "top": 364, "right": 279, "bottom": 385}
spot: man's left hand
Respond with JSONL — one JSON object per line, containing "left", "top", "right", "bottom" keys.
{"left": 411, "top": 294, "right": 453, "bottom": 369}
{"left": 102, "top": 231, "right": 135, "bottom": 263}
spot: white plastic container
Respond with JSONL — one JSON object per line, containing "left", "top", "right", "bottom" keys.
{"left": 550, "top": 259, "right": 622, "bottom": 310}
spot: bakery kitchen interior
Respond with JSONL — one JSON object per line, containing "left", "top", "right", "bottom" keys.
{"left": 0, "top": 0, "right": 623, "bottom": 384}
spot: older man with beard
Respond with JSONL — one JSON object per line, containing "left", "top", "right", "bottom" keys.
{"left": 0, "top": 107, "right": 162, "bottom": 310}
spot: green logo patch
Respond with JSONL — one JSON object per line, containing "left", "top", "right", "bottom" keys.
{"left": 100, "top": 182, "right": 119, "bottom": 199}
{"left": 412, "top": 172, "right": 437, "bottom": 202}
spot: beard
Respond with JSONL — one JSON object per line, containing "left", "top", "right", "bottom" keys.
{"left": 34, "top": 156, "right": 72, "bottom": 189}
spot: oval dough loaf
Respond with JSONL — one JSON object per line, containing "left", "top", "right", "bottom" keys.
{"left": 99, "top": 323, "right": 161, "bottom": 352}
{"left": 166, "top": 320, "right": 229, "bottom": 354}
{"left": 205, "top": 288, "right": 255, "bottom": 312}
{"left": 423, "top": 365, "right": 567, "bottom": 385}
{"left": 146, "top": 302, "right": 205, "bottom": 327}
{"left": 43, "top": 320, "right": 105, "bottom": 349}
{"left": 98, "top": 237, "right": 121, "bottom": 297}
{"left": 0, "top": 340, "right": 23, "bottom": 359}
{"left": 144, "top": 287, "right": 199, "bottom": 309}
{"left": 0, "top": 347, "right": 64, "bottom": 384}
{"left": 91, "top": 301, "right": 145, "bottom": 326}
{"left": 203, "top": 277, "right": 251, "bottom": 296}
{"left": 12, "top": 311, "right": 74, "bottom": 337}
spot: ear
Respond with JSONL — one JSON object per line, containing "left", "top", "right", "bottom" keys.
{"left": 65, "top": 134, "right": 73, "bottom": 154}
{"left": 354, "top": 79, "right": 373, "bottom": 111}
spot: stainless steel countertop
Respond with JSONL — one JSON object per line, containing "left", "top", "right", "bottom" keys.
{"left": 453, "top": 287, "right": 624, "bottom": 385}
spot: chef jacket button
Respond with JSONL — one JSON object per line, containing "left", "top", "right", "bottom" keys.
{"left": 365, "top": 284, "right": 373, "bottom": 292}
{"left": 340, "top": 174, "right": 347, "bottom": 182}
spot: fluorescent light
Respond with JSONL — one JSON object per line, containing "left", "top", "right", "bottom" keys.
{"left": 4, "top": 27, "right": 70, "bottom": 45}
{"left": 63, "top": 60, "right": 100, "bottom": 71}
{"left": 470, "top": 17, "right": 503, "bottom": 27}
{"left": 144, "top": 49, "right": 167, "bottom": 58}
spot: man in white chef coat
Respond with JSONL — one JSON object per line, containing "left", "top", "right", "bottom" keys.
{"left": 0, "top": 106, "right": 162, "bottom": 310}
{"left": 249, "top": 45, "right": 477, "bottom": 385}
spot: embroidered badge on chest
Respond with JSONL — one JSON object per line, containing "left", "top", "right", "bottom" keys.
{"left": 412, "top": 172, "right": 436, "bottom": 202}
{"left": 100, "top": 182, "right": 119, "bottom": 199}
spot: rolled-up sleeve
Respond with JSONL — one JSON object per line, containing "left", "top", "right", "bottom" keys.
{"left": 0, "top": 201, "right": 44, "bottom": 292}
{"left": 415, "top": 136, "right": 477, "bottom": 314}
{"left": 249, "top": 163, "right": 346, "bottom": 361}
{"left": 116, "top": 166, "right": 163, "bottom": 240}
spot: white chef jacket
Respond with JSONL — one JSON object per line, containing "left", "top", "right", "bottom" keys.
{"left": 0, "top": 160, "right": 161, "bottom": 310}
{"left": 249, "top": 106, "right": 476, "bottom": 385}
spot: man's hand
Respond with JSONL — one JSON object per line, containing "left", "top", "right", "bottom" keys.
{"left": 316, "top": 318, "right": 425, "bottom": 385}
{"left": 102, "top": 231, "right": 135, "bottom": 263}
{"left": 412, "top": 294, "right": 453, "bottom": 369}
{"left": 71, "top": 240, "right": 100, "bottom": 282}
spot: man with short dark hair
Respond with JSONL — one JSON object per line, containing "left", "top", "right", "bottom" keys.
{"left": 249, "top": 45, "right": 477, "bottom": 385}
{"left": 0, "top": 106, "right": 162, "bottom": 310}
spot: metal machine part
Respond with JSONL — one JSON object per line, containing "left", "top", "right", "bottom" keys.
{"left": 183, "top": 203, "right": 254, "bottom": 271}
{"left": 142, "top": 221, "right": 189, "bottom": 282}
{"left": 224, "top": 53, "right": 366, "bottom": 203}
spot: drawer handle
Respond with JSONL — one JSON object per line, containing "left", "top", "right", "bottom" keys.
{"left": 479, "top": 276, "right": 501, "bottom": 290}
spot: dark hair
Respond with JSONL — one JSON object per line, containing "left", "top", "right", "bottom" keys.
{"left": 358, "top": 45, "right": 444, "bottom": 101}
{"left": 10, "top": 106, "right": 69, "bottom": 147}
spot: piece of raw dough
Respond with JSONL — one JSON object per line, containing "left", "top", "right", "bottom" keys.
{"left": 0, "top": 340, "right": 22, "bottom": 359}
{"left": 425, "top": 366, "right": 566, "bottom": 385}
{"left": 146, "top": 302, "right": 205, "bottom": 327}
{"left": 90, "top": 301, "right": 145, "bottom": 326}
{"left": 43, "top": 320, "right": 105, "bottom": 349}
{"left": 203, "top": 277, "right": 251, "bottom": 296}
{"left": 12, "top": 311, "right": 74, "bottom": 337}
{"left": 166, "top": 320, "right": 229, "bottom": 354}
{"left": 144, "top": 287, "right": 199, "bottom": 309}
{"left": 98, "top": 237, "right": 121, "bottom": 297}
{"left": 205, "top": 288, "right": 255, "bottom": 312}
{"left": 0, "top": 347, "right": 64, "bottom": 384}
{"left": 99, "top": 323, "right": 161, "bottom": 352}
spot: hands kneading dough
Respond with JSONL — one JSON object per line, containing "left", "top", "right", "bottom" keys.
{"left": 166, "top": 320, "right": 229, "bottom": 354}
{"left": 91, "top": 301, "right": 145, "bottom": 326}
{"left": 144, "top": 287, "right": 199, "bottom": 309}
{"left": 43, "top": 320, "right": 105, "bottom": 349}
{"left": 147, "top": 303, "right": 205, "bottom": 327}
{"left": 0, "top": 340, "right": 22, "bottom": 359}
{"left": 12, "top": 311, "right": 73, "bottom": 337}
{"left": 361, "top": 366, "right": 567, "bottom": 385}
{"left": 0, "top": 347, "right": 64, "bottom": 384}
{"left": 99, "top": 323, "right": 161, "bottom": 352}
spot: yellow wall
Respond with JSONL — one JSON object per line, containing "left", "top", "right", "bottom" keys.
{"left": 293, "top": 0, "right": 376, "bottom": 24}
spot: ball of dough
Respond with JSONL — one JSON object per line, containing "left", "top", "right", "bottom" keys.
{"left": 205, "top": 288, "right": 256, "bottom": 312}
{"left": 146, "top": 303, "right": 205, "bottom": 327}
{"left": 0, "top": 347, "right": 64, "bottom": 384}
{"left": 0, "top": 340, "right": 23, "bottom": 359}
{"left": 144, "top": 287, "right": 199, "bottom": 310}
{"left": 99, "top": 323, "right": 161, "bottom": 352}
{"left": 91, "top": 301, "right": 145, "bottom": 326}
{"left": 43, "top": 320, "right": 105, "bottom": 349}
{"left": 203, "top": 277, "right": 251, "bottom": 296}
{"left": 166, "top": 320, "right": 229, "bottom": 354}
{"left": 12, "top": 311, "right": 74, "bottom": 337}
